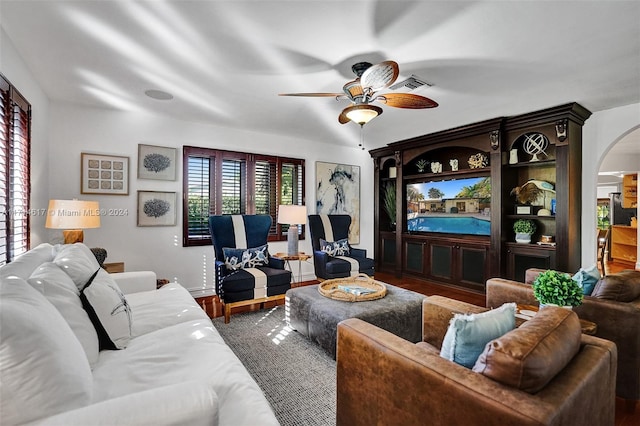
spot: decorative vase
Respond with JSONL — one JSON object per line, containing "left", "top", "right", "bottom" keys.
{"left": 515, "top": 233, "right": 532, "bottom": 244}
{"left": 509, "top": 148, "right": 519, "bottom": 164}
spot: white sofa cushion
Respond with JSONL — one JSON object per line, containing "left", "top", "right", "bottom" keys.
{"left": 92, "top": 319, "right": 279, "bottom": 425}
{"left": 54, "top": 243, "right": 102, "bottom": 290}
{"left": 126, "top": 282, "right": 209, "bottom": 337}
{"left": 27, "top": 262, "right": 100, "bottom": 367}
{"left": 0, "top": 276, "right": 92, "bottom": 425}
{"left": 0, "top": 242, "right": 55, "bottom": 280}
{"left": 80, "top": 269, "right": 132, "bottom": 350}
{"left": 28, "top": 380, "right": 220, "bottom": 426}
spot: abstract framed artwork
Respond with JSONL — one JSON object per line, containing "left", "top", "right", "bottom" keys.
{"left": 137, "top": 144, "right": 177, "bottom": 181}
{"left": 81, "top": 153, "right": 129, "bottom": 195}
{"left": 315, "top": 161, "right": 360, "bottom": 244}
{"left": 137, "top": 191, "right": 177, "bottom": 227}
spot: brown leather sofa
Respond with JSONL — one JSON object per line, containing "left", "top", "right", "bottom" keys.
{"left": 336, "top": 295, "right": 617, "bottom": 426}
{"left": 486, "top": 268, "right": 640, "bottom": 405}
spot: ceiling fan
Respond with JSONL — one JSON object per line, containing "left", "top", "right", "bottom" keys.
{"left": 279, "top": 60, "right": 438, "bottom": 126}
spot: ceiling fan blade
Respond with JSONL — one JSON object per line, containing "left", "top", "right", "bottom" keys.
{"left": 279, "top": 92, "right": 345, "bottom": 97}
{"left": 360, "top": 60, "right": 399, "bottom": 92}
{"left": 376, "top": 93, "right": 439, "bottom": 109}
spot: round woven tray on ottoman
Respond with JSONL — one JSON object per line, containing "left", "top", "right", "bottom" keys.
{"left": 318, "top": 273, "right": 387, "bottom": 302}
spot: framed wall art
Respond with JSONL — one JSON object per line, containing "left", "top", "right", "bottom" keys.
{"left": 137, "top": 191, "right": 177, "bottom": 227}
{"left": 137, "top": 144, "right": 177, "bottom": 181}
{"left": 315, "top": 161, "right": 360, "bottom": 244}
{"left": 81, "top": 153, "right": 129, "bottom": 195}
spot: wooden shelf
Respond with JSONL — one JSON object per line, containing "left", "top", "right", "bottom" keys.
{"left": 506, "top": 241, "right": 556, "bottom": 251}
{"left": 403, "top": 167, "right": 490, "bottom": 181}
{"left": 611, "top": 225, "right": 637, "bottom": 264}
{"left": 507, "top": 159, "right": 555, "bottom": 168}
{"left": 506, "top": 214, "right": 555, "bottom": 220}
{"left": 622, "top": 173, "right": 638, "bottom": 209}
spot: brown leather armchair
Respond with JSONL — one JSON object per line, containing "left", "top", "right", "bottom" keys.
{"left": 486, "top": 268, "right": 640, "bottom": 405}
{"left": 336, "top": 296, "right": 617, "bottom": 426}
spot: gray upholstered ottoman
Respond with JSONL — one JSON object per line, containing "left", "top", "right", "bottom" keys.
{"left": 286, "top": 283, "right": 425, "bottom": 358}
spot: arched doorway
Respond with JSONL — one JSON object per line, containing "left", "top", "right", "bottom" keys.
{"left": 596, "top": 126, "right": 640, "bottom": 272}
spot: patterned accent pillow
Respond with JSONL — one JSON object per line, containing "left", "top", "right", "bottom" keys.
{"left": 223, "top": 244, "right": 270, "bottom": 271}
{"left": 80, "top": 269, "right": 132, "bottom": 350}
{"left": 320, "top": 238, "right": 350, "bottom": 256}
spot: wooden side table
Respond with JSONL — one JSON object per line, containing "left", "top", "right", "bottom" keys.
{"left": 273, "top": 252, "right": 311, "bottom": 283}
{"left": 103, "top": 262, "right": 125, "bottom": 273}
{"left": 516, "top": 304, "right": 597, "bottom": 335}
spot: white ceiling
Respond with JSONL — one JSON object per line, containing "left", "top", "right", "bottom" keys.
{"left": 1, "top": 0, "right": 639, "bottom": 154}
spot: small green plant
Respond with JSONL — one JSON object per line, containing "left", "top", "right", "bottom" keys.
{"left": 383, "top": 182, "right": 396, "bottom": 225}
{"left": 532, "top": 270, "right": 583, "bottom": 307}
{"left": 513, "top": 219, "right": 536, "bottom": 234}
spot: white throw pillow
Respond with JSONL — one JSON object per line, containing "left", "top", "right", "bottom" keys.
{"left": 0, "top": 276, "right": 93, "bottom": 425}
{"left": 54, "top": 243, "right": 102, "bottom": 290}
{"left": 27, "top": 262, "right": 100, "bottom": 367}
{"left": 80, "top": 269, "right": 132, "bottom": 350}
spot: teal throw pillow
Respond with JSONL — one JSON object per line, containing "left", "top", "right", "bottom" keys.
{"left": 223, "top": 244, "right": 270, "bottom": 271}
{"left": 440, "top": 303, "right": 516, "bottom": 369}
{"left": 572, "top": 264, "right": 600, "bottom": 295}
{"left": 320, "top": 238, "right": 350, "bottom": 256}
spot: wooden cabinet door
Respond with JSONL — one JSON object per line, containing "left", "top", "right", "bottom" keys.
{"left": 456, "top": 243, "right": 488, "bottom": 292}
{"left": 506, "top": 243, "right": 556, "bottom": 282}
{"left": 404, "top": 238, "right": 427, "bottom": 275}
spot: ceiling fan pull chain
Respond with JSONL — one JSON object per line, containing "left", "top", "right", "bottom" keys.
{"left": 359, "top": 125, "right": 365, "bottom": 150}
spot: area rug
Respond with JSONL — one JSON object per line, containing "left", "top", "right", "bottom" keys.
{"left": 212, "top": 305, "right": 336, "bottom": 426}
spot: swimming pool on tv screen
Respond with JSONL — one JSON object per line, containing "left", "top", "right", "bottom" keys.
{"left": 407, "top": 216, "right": 491, "bottom": 236}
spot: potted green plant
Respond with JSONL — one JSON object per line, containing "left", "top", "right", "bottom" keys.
{"left": 383, "top": 182, "right": 396, "bottom": 229}
{"left": 532, "top": 270, "right": 583, "bottom": 308}
{"left": 513, "top": 219, "right": 536, "bottom": 243}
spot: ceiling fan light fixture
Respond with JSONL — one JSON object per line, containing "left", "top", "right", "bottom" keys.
{"left": 344, "top": 104, "right": 383, "bottom": 125}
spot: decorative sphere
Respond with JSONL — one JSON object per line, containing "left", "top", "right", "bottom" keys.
{"left": 523, "top": 133, "right": 549, "bottom": 156}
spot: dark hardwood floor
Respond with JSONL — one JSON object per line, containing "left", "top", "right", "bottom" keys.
{"left": 203, "top": 258, "right": 638, "bottom": 425}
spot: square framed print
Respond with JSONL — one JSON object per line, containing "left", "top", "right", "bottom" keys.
{"left": 137, "top": 144, "right": 177, "bottom": 180}
{"left": 315, "top": 161, "right": 360, "bottom": 244}
{"left": 137, "top": 191, "right": 177, "bottom": 226}
{"left": 81, "top": 153, "right": 129, "bottom": 195}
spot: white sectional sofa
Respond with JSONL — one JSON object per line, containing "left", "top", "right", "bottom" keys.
{"left": 0, "top": 243, "right": 279, "bottom": 426}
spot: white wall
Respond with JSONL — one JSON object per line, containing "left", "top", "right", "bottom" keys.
{"left": 1, "top": 27, "right": 50, "bottom": 244}
{"left": 582, "top": 103, "right": 640, "bottom": 269}
{"left": 45, "top": 103, "right": 374, "bottom": 294}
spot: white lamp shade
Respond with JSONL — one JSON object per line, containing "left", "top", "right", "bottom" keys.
{"left": 45, "top": 200, "right": 101, "bottom": 229}
{"left": 277, "top": 205, "right": 307, "bottom": 225}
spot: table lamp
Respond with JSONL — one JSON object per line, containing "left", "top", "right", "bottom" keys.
{"left": 277, "top": 205, "right": 307, "bottom": 256}
{"left": 45, "top": 199, "right": 101, "bottom": 244}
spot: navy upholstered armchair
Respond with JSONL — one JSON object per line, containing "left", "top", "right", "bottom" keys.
{"left": 307, "top": 214, "right": 374, "bottom": 280}
{"left": 209, "top": 214, "right": 291, "bottom": 323}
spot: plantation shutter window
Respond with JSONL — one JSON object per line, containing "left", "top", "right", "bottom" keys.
{"left": 0, "top": 74, "right": 31, "bottom": 265}
{"left": 221, "top": 158, "right": 245, "bottom": 215}
{"left": 182, "top": 146, "right": 304, "bottom": 247}
{"left": 185, "top": 154, "right": 213, "bottom": 243}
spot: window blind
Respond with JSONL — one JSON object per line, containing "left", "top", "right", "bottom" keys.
{"left": 182, "top": 146, "right": 304, "bottom": 247}
{"left": 0, "top": 74, "right": 31, "bottom": 265}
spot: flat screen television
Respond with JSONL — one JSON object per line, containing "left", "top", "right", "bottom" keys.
{"left": 406, "top": 176, "right": 491, "bottom": 236}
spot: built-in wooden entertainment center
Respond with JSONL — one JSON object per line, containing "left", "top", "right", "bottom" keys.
{"left": 370, "top": 103, "right": 592, "bottom": 292}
